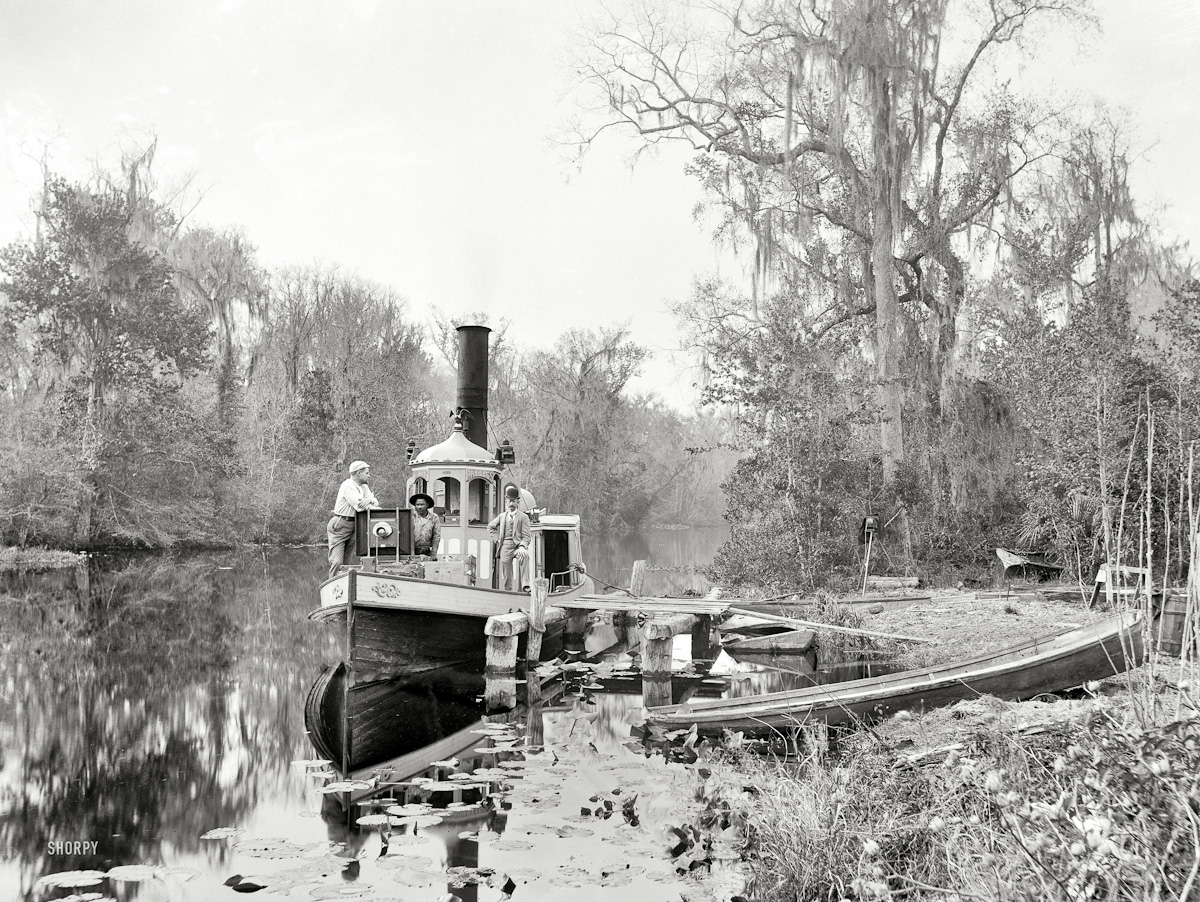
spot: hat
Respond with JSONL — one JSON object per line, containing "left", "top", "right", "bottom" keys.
{"left": 409, "top": 492, "right": 435, "bottom": 508}
{"left": 504, "top": 484, "right": 521, "bottom": 501}
{"left": 349, "top": 460, "right": 370, "bottom": 474}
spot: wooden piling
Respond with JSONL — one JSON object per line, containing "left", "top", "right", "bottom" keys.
{"left": 526, "top": 578, "right": 549, "bottom": 664}
{"left": 641, "top": 613, "right": 697, "bottom": 708}
{"left": 690, "top": 615, "right": 718, "bottom": 669}
{"left": 618, "top": 559, "right": 648, "bottom": 633}
{"left": 629, "top": 559, "right": 647, "bottom": 595}
{"left": 484, "top": 633, "right": 518, "bottom": 710}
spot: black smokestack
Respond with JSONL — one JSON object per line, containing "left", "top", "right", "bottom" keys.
{"left": 456, "top": 325, "right": 490, "bottom": 449}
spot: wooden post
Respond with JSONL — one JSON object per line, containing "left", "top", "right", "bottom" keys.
{"left": 484, "top": 634, "right": 518, "bottom": 710}
{"left": 620, "top": 559, "right": 647, "bottom": 633}
{"left": 629, "top": 559, "right": 647, "bottom": 595}
{"left": 565, "top": 610, "right": 589, "bottom": 655}
{"left": 690, "top": 615, "right": 717, "bottom": 672}
{"left": 642, "top": 619, "right": 675, "bottom": 709}
{"left": 526, "top": 578, "right": 549, "bottom": 664}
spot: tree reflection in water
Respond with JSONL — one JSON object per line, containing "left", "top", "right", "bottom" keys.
{"left": 0, "top": 549, "right": 334, "bottom": 899}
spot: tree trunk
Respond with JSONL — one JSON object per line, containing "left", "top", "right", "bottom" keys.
{"left": 872, "top": 78, "right": 905, "bottom": 484}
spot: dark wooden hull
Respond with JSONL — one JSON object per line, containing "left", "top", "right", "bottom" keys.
{"left": 649, "top": 611, "right": 1145, "bottom": 734}
{"left": 311, "top": 569, "right": 585, "bottom": 682}
{"left": 312, "top": 606, "right": 565, "bottom": 683}
{"left": 304, "top": 662, "right": 485, "bottom": 773}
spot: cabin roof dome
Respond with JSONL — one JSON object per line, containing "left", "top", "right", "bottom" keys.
{"left": 412, "top": 427, "right": 497, "bottom": 466}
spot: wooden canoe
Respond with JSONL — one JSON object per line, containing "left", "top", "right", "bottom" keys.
{"left": 722, "top": 628, "right": 816, "bottom": 654}
{"left": 647, "top": 611, "right": 1145, "bottom": 735}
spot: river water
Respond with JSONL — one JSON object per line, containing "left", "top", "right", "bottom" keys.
{"left": 1, "top": 528, "right": 785, "bottom": 902}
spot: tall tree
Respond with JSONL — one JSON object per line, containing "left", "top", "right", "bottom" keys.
{"left": 0, "top": 176, "right": 211, "bottom": 542}
{"left": 573, "top": 0, "right": 1088, "bottom": 474}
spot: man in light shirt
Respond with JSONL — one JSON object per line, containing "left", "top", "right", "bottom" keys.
{"left": 327, "top": 460, "right": 380, "bottom": 578}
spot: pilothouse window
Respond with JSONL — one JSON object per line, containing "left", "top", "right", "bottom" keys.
{"left": 468, "top": 478, "right": 490, "bottom": 524}
{"left": 435, "top": 477, "right": 461, "bottom": 523}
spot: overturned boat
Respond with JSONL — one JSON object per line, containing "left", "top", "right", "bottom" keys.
{"left": 310, "top": 326, "right": 595, "bottom": 681}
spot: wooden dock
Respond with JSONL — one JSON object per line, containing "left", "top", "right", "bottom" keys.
{"left": 482, "top": 561, "right": 729, "bottom": 708}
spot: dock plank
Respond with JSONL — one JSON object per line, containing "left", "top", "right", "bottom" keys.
{"left": 560, "top": 594, "right": 730, "bottom": 615}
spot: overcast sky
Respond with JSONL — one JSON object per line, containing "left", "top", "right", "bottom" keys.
{"left": 1, "top": 1, "right": 1197, "bottom": 407}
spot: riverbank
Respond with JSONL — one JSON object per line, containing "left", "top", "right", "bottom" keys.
{"left": 0, "top": 546, "right": 86, "bottom": 573}
{"left": 691, "top": 589, "right": 1195, "bottom": 901}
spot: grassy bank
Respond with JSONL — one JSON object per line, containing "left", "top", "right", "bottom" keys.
{"left": 0, "top": 545, "right": 86, "bottom": 573}
{"left": 686, "top": 592, "right": 1198, "bottom": 900}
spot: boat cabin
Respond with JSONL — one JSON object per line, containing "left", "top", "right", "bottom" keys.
{"left": 348, "top": 420, "right": 587, "bottom": 593}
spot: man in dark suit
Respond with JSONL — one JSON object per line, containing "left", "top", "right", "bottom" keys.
{"left": 488, "top": 484, "right": 531, "bottom": 591}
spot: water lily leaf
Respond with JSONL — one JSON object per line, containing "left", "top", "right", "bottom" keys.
{"left": 317, "top": 780, "right": 373, "bottom": 794}
{"left": 201, "top": 827, "right": 245, "bottom": 840}
{"left": 386, "top": 803, "right": 433, "bottom": 816}
{"left": 34, "top": 871, "right": 106, "bottom": 890}
{"left": 429, "top": 758, "right": 459, "bottom": 767}
{"left": 354, "top": 814, "right": 390, "bottom": 827}
{"left": 233, "top": 838, "right": 306, "bottom": 859}
{"left": 158, "top": 866, "right": 199, "bottom": 881}
{"left": 105, "top": 865, "right": 158, "bottom": 882}
{"left": 291, "top": 759, "right": 332, "bottom": 769}
{"left": 392, "top": 815, "right": 444, "bottom": 829}
{"left": 555, "top": 825, "right": 594, "bottom": 838}
{"left": 489, "top": 839, "right": 534, "bottom": 851}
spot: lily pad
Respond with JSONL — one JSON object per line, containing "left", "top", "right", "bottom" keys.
{"left": 201, "top": 827, "right": 244, "bottom": 840}
{"left": 354, "top": 814, "right": 390, "bottom": 827}
{"left": 233, "top": 838, "right": 307, "bottom": 859}
{"left": 105, "top": 865, "right": 158, "bottom": 882}
{"left": 488, "top": 839, "right": 534, "bottom": 851}
{"left": 33, "top": 871, "right": 106, "bottom": 890}
{"left": 317, "top": 780, "right": 373, "bottom": 794}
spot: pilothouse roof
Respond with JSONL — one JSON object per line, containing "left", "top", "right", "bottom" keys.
{"left": 411, "top": 425, "right": 498, "bottom": 468}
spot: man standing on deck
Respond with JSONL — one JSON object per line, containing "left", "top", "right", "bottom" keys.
{"left": 409, "top": 492, "right": 441, "bottom": 558}
{"left": 488, "top": 484, "right": 531, "bottom": 591}
{"left": 327, "top": 460, "right": 380, "bottom": 578}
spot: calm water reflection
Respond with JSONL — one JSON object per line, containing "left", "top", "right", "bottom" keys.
{"left": 0, "top": 527, "right": 731, "bottom": 901}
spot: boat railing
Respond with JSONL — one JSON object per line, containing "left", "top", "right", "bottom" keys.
{"left": 548, "top": 568, "right": 581, "bottom": 593}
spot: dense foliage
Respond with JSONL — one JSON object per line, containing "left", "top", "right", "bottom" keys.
{"left": 0, "top": 154, "right": 732, "bottom": 550}
{"left": 571, "top": 0, "right": 1197, "bottom": 589}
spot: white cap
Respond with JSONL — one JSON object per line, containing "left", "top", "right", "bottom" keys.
{"left": 349, "top": 460, "right": 370, "bottom": 474}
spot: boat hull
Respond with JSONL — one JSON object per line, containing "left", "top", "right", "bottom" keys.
{"left": 304, "top": 662, "right": 485, "bottom": 773}
{"left": 650, "top": 611, "right": 1145, "bottom": 734}
{"left": 310, "top": 569, "right": 587, "bottom": 681}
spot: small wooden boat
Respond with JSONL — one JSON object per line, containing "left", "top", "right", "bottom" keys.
{"left": 722, "top": 628, "right": 816, "bottom": 654}
{"left": 648, "top": 610, "right": 1145, "bottom": 734}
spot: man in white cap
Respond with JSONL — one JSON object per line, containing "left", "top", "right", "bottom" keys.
{"left": 488, "top": 484, "right": 531, "bottom": 591}
{"left": 327, "top": 460, "right": 380, "bottom": 578}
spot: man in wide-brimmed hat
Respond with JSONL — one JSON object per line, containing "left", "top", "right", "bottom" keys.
{"left": 409, "top": 491, "right": 441, "bottom": 558}
{"left": 327, "top": 460, "right": 380, "bottom": 578}
{"left": 488, "top": 484, "right": 531, "bottom": 591}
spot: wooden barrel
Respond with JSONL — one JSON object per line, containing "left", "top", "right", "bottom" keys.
{"left": 1154, "top": 592, "right": 1188, "bottom": 657}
